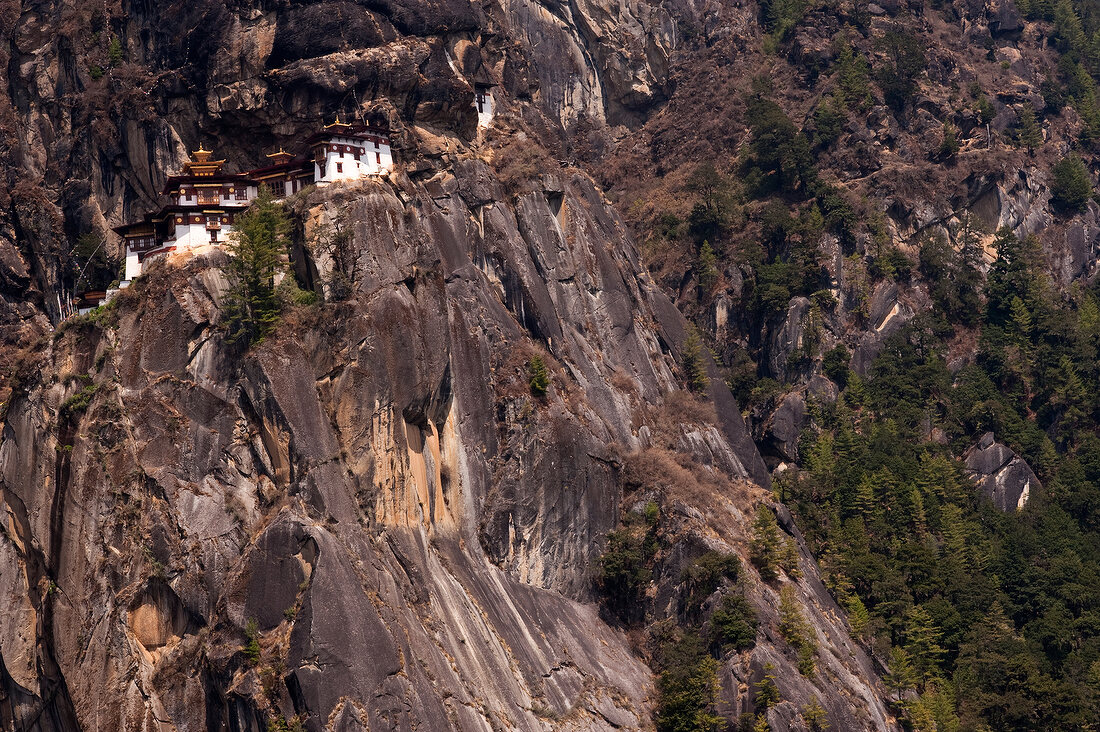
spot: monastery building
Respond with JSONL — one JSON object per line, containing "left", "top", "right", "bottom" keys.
{"left": 113, "top": 120, "right": 393, "bottom": 282}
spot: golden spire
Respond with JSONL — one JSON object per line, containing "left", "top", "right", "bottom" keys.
{"left": 182, "top": 144, "right": 225, "bottom": 176}
{"left": 324, "top": 115, "right": 351, "bottom": 130}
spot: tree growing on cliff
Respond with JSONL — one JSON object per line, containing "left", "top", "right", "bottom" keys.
{"left": 598, "top": 503, "right": 659, "bottom": 623}
{"left": 681, "top": 329, "right": 709, "bottom": 392}
{"left": 750, "top": 505, "right": 782, "bottom": 581}
{"left": 1017, "top": 105, "right": 1041, "bottom": 155}
{"left": 1051, "top": 153, "right": 1092, "bottom": 212}
{"left": 222, "top": 187, "right": 291, "bottom": 347}
{"left": 527, "top": 355, "right": 550, "bottom": 397}
{"left": 308, "top": 209, "right": 356, "bottom": 300}
{"left": 654, "top": 632, "right": 724, "bottom": 732}
{"left": 876, "top": 27, "right": 927, "bottom": 113}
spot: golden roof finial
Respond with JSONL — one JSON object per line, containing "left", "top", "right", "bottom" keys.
{"left": 192, "top": 144, "right": 213, "bottom": 162}
{"left": 325, "top": 115, "right": 351, "bottom": 130}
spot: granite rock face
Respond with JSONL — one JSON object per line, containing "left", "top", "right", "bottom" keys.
{"left": 0, "top": 159, "right": 892, "bottom": 732}
{"left": 965, "top": 432, "right": 1040, "bottom": 511}
{"left": 0, "top": 1, "right": 898, "bottom": 730}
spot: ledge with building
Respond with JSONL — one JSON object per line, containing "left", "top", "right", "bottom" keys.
{"left": 112, "top": 119, "right": 394, "bottom": 285}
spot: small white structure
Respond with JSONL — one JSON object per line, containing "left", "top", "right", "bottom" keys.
{"left": 310, "top": 118, "right": 393, "bottom": 186}
{"left": 475, "top": 85, "right": 494, "bottom": 128}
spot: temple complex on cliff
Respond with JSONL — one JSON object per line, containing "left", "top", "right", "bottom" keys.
{"left": 112, "top": 120, "right": 393, "bottom": 284}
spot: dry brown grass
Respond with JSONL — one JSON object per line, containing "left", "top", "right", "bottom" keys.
{"left": 490, "top": 136, "right": 557, "bottom": 194}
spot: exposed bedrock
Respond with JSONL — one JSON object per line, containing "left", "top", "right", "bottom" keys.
{"left": 0, "top": 155, "right": 890, "bottom": 728}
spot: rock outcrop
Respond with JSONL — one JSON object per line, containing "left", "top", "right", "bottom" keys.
{"left": 965, "top": 432, "right": 1040, "bottom": 511}
{"left": 0, "top": 150, "right": 893, "bottom": 727}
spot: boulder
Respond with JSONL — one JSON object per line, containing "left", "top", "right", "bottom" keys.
{"left": 964, "top": 432, "right": 1040, "bottom": 511}
{"left": 989, "top": 0, "right": 1024, "bottom": 36}
{"left": 761, "top": 391, "right": 807, "bottom": 464}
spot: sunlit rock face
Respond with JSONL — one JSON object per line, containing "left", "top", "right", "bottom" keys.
{"left": 0, "top": 1, "right": 902, "bottom": 730}
{"left": 965, "top": 432, "right": 1041, "bottom": 512}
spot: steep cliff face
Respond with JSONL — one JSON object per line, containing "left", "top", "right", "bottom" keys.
{"left": 0, "top": 1, "right": 904, "bottom": 730}
{"left": 0, "top": 161, "right": 890, "bottom": 729}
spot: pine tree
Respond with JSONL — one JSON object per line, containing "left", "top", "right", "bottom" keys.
{"left": 754, "top": 664, "right": 781, "bottom": 710}
{"left": 976, "top": 94, "right": 995, "bottom": 147}
{"left": 1009, "top": 295, "right": 1033, "bottom": 345}
{"left": 852, "top": 473, "right": 876, "bottom": 519}
{"left": 1018, "top": 104, "right": 1041, "bottom": 155}
{"left": 750, "top": 505, "right": 782, "bottom": 581}
{"left": 939, "top": 503, "right": 970, "bottom": 573}
{"left": 681, "top": 328, "right": 709, "bottom": 393}
{"left": 938, "top": 122, "right": 959, "bottom": 160}
{"left": 904, "top": 606, "right": 946, "bottom": 686}
{"left": 885, "top": 646, "right": 917, "bottom": 699}
{"left": 779, "top": 586, "right": 817, "bottom": 675}
{"left": 909, "top": 487, "right": 927, "bottom": 534}
{"left": 844, "top": 593, "right": 872, "bottom": 642}
{"left": 108, "top": 36, "right": 124, "bottom": 65}
{"left": 655, "top": 648, "right": 724, "bottom": 732}
{"left": 528, "top": 355, "right": 550, "bottom": 397}
{"left": 1051, "top": 153, "right": 1092, "bottom": 212}
{"left": 696, "top": 240, "right": 719, "bottom": 293}
{"left": 779, "top": 539, "right": 802, "bottom": 579}
{"left": 835, "top": 36, "right": 872, "bottom": 110}
{"left": 222, "top": 186, "right": 291, "bottom": 347}
{"left": 802, "top": 697, "right": 829, "bottom": 731}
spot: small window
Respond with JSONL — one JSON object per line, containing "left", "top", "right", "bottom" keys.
{"left": 336, "top": 162, "right": 343, "bottom": 174}
{"left": 209, "top": 230, "right": 218, "bottom": 243}
{"left": 236, "top": 188, "right": 247, "bottom": 200}
{"left": 376, "top": 152, "right": 381, "bottom": 164}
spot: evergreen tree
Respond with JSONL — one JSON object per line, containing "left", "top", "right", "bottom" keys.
{"left": 885, "top": 646, "right": 917, "bottom": 699}
{"left": 222, "top": 186, "right": 291, "bottom": 347}
{"left": 1018, "top": 104, "right": 1041, "bottom": 155}
{"left": 909, "top": 486, "right": 927, "bottom": 534}
{"left": 528, "top": 355, "right": 550, "bottom": 397}
{"left": 754, "top": 664, "right": 781, "bottom": 710}
{"left": 802, "top": 697, "right": 829, "bottom": 730}
{"left": 708, "top": 593, "right": 758, "bottom": 653}
{"left": 852, "top": 473, "right": 876, "bottom": 519}
{"left": 834, "top": 36, "right": 872, "bottom": 110}
{"left": 904, "top": 606, "right": 946, "bottom": 686}
{"left": 656, "top": 657, "right": 724, "bottom": 732}
{"left": 686, "top": 165, "right": 734, "bottom": 244}
{"left": 108, "top": 36, "right": 124, "bottom": 65}
{"left": 696, "top": 240, "right": 719, "bottom": 293}
{"left": 1009, "top": 296, "right": 1034, "bottom": 347}
{"left": 779, "top": 586, "right": 817, "bottom": 675}
{"left": 681, "top": 329, "right": 710, "bottom": 392}
{"left": 1051, "top": 153, "right": 1092, "bottom": 212}
{"left": 876, "top": 27, "right": 927, "bottom": 113}
{"left": 779, "top": 539, "right": 802, "bottom": 579}
{"left": 938, "top": 122, "right": 959, "bottom": 160}
{"left": 750, "top": 505, "right": 783, "bottom": 581}
{"left": 976, "top": 94, "right": 996, "bottom": 147}
{"left": 844, "top": 593, "right": 872, "bottom": 642}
